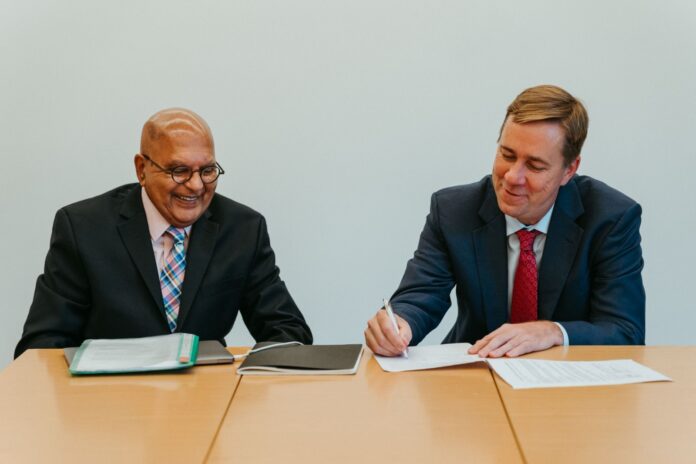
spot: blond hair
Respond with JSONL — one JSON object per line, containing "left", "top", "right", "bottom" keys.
{"left": 500, "top": 85, "right": 588, "bottom": 165}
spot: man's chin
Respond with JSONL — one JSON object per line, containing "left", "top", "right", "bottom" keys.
{"left": 170, "top": 210, "right": 203, "bottom": 228}
{"left": 496, "top": 198, "right": 525, "bottom": 217}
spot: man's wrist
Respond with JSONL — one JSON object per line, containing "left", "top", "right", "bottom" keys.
{"left": 552, "top": 321, "right": 569, "bottom": 346}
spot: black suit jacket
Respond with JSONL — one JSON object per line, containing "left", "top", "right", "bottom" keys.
{"left": 15, "top": 184, "right": 312, "bottom": 357}
{"left": 392, "top": 175, "right": 645, "bottom": 346}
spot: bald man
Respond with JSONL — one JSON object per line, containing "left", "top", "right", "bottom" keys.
{"left": 15, "top": 108, "right": 312, "bottom": 357}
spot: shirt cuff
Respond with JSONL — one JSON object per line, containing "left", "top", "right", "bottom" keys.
{"left": 553, "top": 322, "right": 569, "bottom": 346}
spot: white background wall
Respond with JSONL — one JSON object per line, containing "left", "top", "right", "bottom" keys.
{"left": 1, "top": 1, "right": 694, "bottom": 367}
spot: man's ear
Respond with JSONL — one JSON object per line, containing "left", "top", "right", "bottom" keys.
{"left": 134, "top": 154, "right": 146, "bottom": 186}
{"left": 560, "top": 155, "right": 581, "bottom": 186}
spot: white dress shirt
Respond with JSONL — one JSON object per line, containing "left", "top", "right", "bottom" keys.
{"left": 504, "top": 205, "right": 569, "bottom": 345}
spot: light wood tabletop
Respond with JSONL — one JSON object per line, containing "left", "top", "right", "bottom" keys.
{"left": 5, "top": 346, "right": 693, "bottom": 463}
{"left": 0, "top": 348, "right": 241, "bottom": 464}
{"left": 493, "top": 346, "right": 696, "bottom": 464}
{"left": 207, "top": 349, "right": 522, "bottom": 464}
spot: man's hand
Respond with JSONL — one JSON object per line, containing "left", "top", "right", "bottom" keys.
{"left": 364, "top": 309, "right": 413, "bottom": 356}
{"left": 468, "top": 321, "right": 563, "bottom": 358}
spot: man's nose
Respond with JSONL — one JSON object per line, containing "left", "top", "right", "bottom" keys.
{"left": 504, "top": 162, "right": 526, "bottom": 185}
{"left": 184, "top": 171, "right": 205, "bottom": 191}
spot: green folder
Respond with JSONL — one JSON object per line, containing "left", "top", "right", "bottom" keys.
{"left": 68, "top": 333, "right": 199, "bottom": 375}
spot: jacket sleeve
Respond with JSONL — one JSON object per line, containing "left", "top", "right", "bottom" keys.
{"left": 15, "top": 209, "right": 91, "bottom": 358}
{"left": 390, "top": 193, "right": 456, "bottom": 345}
{"left": 560, "top": 203, "right": 646, "bottom": 345}
{"left": 238, "top": 216, "right": 313, "bottom": 344}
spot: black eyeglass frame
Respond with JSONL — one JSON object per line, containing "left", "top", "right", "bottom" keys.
{"left": 141, "top": 153, "right": 225, "bottom": 184}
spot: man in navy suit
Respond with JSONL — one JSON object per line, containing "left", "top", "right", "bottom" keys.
{"left": 365, "top": 85, "right": 645, "bottom": 358}
{"left": 16, "top": 108, "right": 312, "bottom": 357}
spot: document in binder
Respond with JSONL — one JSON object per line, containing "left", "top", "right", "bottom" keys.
{"left": 67, "top": 333, "right": 199, "bottom": 375}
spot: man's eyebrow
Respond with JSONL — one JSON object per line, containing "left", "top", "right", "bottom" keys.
{"left": 499, "top": 145, "right": 550, "bottom": 166}
{"left": 526, "top": 155, "right": 550, "bottom": 166}
{"left": 499, "top": 145, "right": 515, "bottom": 154}
{"left": 166, "top": 159, "right": 216, "bottom": 168}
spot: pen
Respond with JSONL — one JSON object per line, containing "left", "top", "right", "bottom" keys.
{"left": 383, "top": 298, "right": 408, "bottom": 358}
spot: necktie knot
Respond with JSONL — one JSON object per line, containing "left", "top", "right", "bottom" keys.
{"left": 165, "top": 226, "right": 186, "bottom": 244}
{"left": 516, "top": 229, "right": 540, "bottom": 252}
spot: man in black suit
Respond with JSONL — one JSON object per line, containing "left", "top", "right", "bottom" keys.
{"left": 15, "top": 108, "right": 312, "bottom": 357}
{"left": 365, "top": 85, "right": 645, "bottom": 358}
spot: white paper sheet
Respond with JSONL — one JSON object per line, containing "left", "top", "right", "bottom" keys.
{"left": 487, "top": 358, "right": 672, "bottom": 389}
{"left": 374, "top": 343, "right": 672, "bottom": 389}
{"left": 374, "top": 343, "right": 485, "bottom": 372}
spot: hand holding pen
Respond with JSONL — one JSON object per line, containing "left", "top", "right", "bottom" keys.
{"left": 363, "top": 299, "right": 412, "bottom": 357}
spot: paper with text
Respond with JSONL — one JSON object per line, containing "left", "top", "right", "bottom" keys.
{"left": 69, "top": 333, "right": 197, "bottom": 374}
{"left": 374, "top": 344, "right": 672, "bottom": 389}
{"left": 487, "top": 358, "right": 672, "bottom": 389}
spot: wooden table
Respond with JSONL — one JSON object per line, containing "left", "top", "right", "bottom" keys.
{"left": 2, "top": 346, "right": 693, "bottom": 463}
{"left": 494, "top": 346, "right": 696, "bottom": 464}
{"left": 0, "top": 348, "right": 242, "bottom": 464}
{"left": 208, "top": 350, "right": 522, "bottom": 463}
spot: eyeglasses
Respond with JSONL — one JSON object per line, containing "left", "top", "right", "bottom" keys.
{"left": 141, "top": 154, "right": 225, "bottom": 184}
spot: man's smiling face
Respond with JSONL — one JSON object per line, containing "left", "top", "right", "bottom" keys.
{"left": 492, "top": 118, "right": 579, "bottom": 225}
{"left": 135, "top": 110, "right": 217, "bottom": 227}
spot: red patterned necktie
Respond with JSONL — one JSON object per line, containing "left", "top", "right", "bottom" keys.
{"left": 510, "top": 229, "right": 541, "bottom": 323}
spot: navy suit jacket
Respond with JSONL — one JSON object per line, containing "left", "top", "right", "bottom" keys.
{"left": 392, "top": 175, "right": 645, "bottom": 346}
{"left": 15, "top": 184, "right": 312, "bottom": 358}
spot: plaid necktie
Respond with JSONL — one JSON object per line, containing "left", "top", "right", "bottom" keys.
{"left": 160, "top": 226, "right": 187, "bottom": 332}
{"left": 510, "top": 229, "right": 541, "bottom": 323}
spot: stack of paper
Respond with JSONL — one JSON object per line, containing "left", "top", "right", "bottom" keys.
{"left": 68, "top": 333, "right": 199, "bottom": 375}
{"left": 486, "top": 358, "right": 671, "bottom": 389}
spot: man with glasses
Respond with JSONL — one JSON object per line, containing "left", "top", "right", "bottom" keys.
{"left": 15, "top": 108, "right": 312, "bottom": 357}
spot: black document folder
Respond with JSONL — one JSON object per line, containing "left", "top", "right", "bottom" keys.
{"left": 237, "top": 342, "right": 364, "bottom": 375}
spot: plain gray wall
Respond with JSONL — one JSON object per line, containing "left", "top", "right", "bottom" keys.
{"left": 2, "top": 1, "right": 695, "bottom": 367}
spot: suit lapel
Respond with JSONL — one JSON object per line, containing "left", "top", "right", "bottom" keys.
{"left": 177, "top": 210, "right": 219, "bottom": 329}
{"left": 117, "top": 186, "right": 166, "bottom": 316}
{"left": 538, "top": 180, "right": 584, "bottom": 321}
{"left": 473, "top": 184, "right": 509, "bottom": 332}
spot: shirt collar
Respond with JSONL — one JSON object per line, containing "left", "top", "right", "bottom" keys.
{"left": 505, "top": 204, "right": 554, "bottom": 236}
{"left": 141, "top": 188, "right": 191, "bottom": 240}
